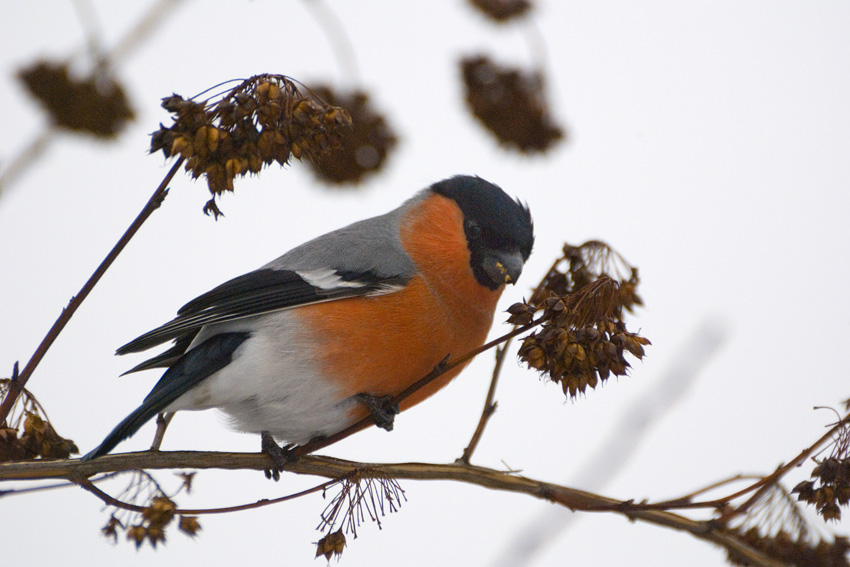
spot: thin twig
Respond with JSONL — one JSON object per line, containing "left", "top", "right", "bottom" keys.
{"left": 0, "top": 158, "right": 183, "bottom": 425}
{"left": 177, "top": 478, "right": 340, "bottom": 515}
{"left": 458, "top": 341, "right": 511, "bottom": 464}
{"left": 302, "top": 0, "right": 360, "bottom": 85}
{"left": 75, "top": 472, "right": 340, "bottom": 516}
{"left": 719, "top": 413, "right": 850, "bottom": 520}
{"left": 0, "top": 127, "right": 54, "bottom": 198}
{"left": 459, "top": 255, "right": 565, "bottom": 464}
{"left": 102, "top": 0, "right": 188, "bottom": 70}
{"left": 0, "top": 471, "right": 122, "bottom": 498}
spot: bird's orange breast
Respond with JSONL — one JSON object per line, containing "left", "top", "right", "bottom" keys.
{"left": 299, "top": 193, "right": 504, "bottom": 421}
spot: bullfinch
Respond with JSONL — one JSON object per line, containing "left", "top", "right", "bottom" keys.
{"left": 83, "top": 175, "right": 534, "bottom": 462}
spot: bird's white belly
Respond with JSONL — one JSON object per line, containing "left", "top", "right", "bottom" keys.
{"left": 165, "top": 311, "right": 356, "bottom": 445}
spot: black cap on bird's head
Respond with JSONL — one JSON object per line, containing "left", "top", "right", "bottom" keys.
{"left": 432, "top": 175, "right": 534, "bottom": 290}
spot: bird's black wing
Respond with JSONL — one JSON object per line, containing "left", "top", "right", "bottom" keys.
{"left": 116, "top": 268, "right": 408, "bottom": 357}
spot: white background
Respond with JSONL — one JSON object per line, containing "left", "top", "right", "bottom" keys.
{"left": 1, "top": 1, "right": 849, "bottom": 565}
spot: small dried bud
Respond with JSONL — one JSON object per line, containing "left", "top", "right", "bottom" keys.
{"left": 506, "top": 301, "right": 535, "bottom": 325}
{"left": 127, "top": 525, "right": 146, "bottom": 549}
{"left": 178, "top": 516, "right": 202, "bottom": 537}
{"left": 146, "top": 526, "right": 166, "bottom": 548}
{"left": 316, "top": 530, "right": 346, "bottom": 560}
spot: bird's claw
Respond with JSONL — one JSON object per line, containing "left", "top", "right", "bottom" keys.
{"left": 261, "top": 430, "right": 296, "bottom": 481}
{"left": 355, "top": 393, "right": 400, "bottom": 431}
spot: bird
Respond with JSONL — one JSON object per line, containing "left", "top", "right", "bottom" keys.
{"left": 83, "top": 175, "right": 534, "bottom": 467}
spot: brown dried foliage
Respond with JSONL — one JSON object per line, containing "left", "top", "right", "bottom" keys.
{"left": 316, "top": 529, "right": 346, "bottom": 561}
{"left": 0, "top": 379, "right": 78, "bottom": 462}
{"left": 120, "top": 495, "right": 177, "bottom": 549}
{"left": 315, "top": 472, "right": 406, "bottom": 560}
{"left": 793, "top": 422, "right": 850, "bottom": 522}
{"left": 724, "top": 528, "right": 850, "bottom": 567}
{"left": 720, "top": 482, "right": 850, "bottom": 566}
{"left": 512, "top": 241, "right": 648, "bottom": 399}
{"left": 150, "top": 74, "right": 352, "bottom": 218}
{"left": 306, "top": 86, "right": 398, "bottom": 185}
{"left": 18, "top": 60, "right": 134, "bottom": 138}
{"left": 461, "top": 55, "right": 563, "bottom": 153}
{"left": 469, "top": 0, "right": 533, "bottom": 22}
{"left": 99, "top": 470, "right": 200, "bottom": 549}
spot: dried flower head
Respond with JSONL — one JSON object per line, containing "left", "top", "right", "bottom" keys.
{"left": 178, "top": 516, "right": 202, "bottom": 537}
{"left": 725, "top": 528, "right": 850, "bottom": 567}
{"left": 150, "top": 74, "right": 352, "bottom": 218}
{"left": 513, "top": 241, "right": 648, "bottom": 399}
{"left": 468, "top": 0, "right": 533, "bottom": 22}
{"left": 316, "top": 471, "right": 406, "bottom": 559}
{"left": 142, "top": 496, "right": 177, "bottom": 527}
{"left": 98, "top": 470, "right": 199, "bottom": 549}
{"left": 721, "top": 482, "right": 850, "bottom": 566}
{"left": 793, "top": 419, "right": 850, "bottom": 522}
{"left": 316, "top": 530, "right": 346, "bottom": 561}
{"left": 305, "top": 86, "right": 398, "bottom": 185}
{"left": 101, "top": 515, "right": 123, "bottom": 543}
{"left": 18, "top": 60, "right": 134, "bottom": 138}
{"left": 0, "top": 378, "right": 78, "bottom": 462}
{"left": 461, "top": 55, "right": 563, "bottom": 153}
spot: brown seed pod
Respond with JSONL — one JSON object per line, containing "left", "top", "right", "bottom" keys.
{"left": 461, "top": 55, "right": 563, "bottom": 153}
{"left": 149, "top": 75, "right": 352, "bottom": 217}
{"left": 304, "top": 85, "right": 398, "bottom": 185}
{"left": 468, "top": 0, "right": 533, "bottom": 22}
{"left": 18, "top": 60, "right": 134, "bottom": 138}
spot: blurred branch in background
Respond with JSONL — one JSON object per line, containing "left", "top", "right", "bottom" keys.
{"left": 493, "top": 318, "right": 730, "bottom": 567}
{"left": 0, "top": 0, "right": 187, "bottom": 198}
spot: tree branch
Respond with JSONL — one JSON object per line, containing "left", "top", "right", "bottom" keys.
{"left": 0, "top": 451, "right": 790, "bottom": 567}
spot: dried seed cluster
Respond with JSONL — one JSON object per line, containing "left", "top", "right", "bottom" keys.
{"left": 461, "top": 55, "right": 563, "bottom": 153}
{"left": 512, "top": 242, "right": 648, "bottom": 399}
{"left": 306, "top": 86, "right": 398, "bottom": 185}
{"left": 0, "top": 412, "right": 78, "bottom": 462}
{"left": 468, "top": 0, "right": 533, "bottom": 22}
{"left": 18, "top": 60, "right": 134, "bottom": 138}
{"left": 101, "top": 471, "right": 199, "bottom": 548}
{"left": 150, "top": 74, "right": 352, "bottom": 217}
{"left": 529, "top": 241, "right": 643, "bottom": 312}
{"left": 315, "top": 530, "right": 346, "bottom": 561}
{"left": 793, "top": 457, "right": 850, "bottom": 522}
{"left": 102, "top": 495, "right": 201, "bottom": 549}
{"left": 0, "top": 379, "right": 77, "bottom": 462}
{"left": 725, "top": 527, "right": 850, "bottom": 567}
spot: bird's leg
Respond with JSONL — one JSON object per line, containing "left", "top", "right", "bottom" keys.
{"left": 261, "top": 431, "right": 296, "bottom": 481}
{"left": 150, "top": 412, "right": 174, "bottom": 451}
{"left": 354, "top": 393, "right": 399, "bottom": 431}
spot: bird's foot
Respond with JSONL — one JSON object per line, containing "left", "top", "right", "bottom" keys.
{"left": 354, "top": 393, "right": 399, "bottom": 432}
{"left": 261, "top": 431, "right": 296, "bottom": 481}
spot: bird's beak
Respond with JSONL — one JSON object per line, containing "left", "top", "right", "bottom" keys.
{"left": 483, "top": 248, "right": 525, "bottom": 286}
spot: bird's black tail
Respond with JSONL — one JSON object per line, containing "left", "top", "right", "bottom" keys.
{"left": 81, "top": 401, "right": 167, "bottom": 461}
{"left": 82, "top": 331, "right": 251, "bottom": 461}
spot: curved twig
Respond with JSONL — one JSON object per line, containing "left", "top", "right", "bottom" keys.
{"left": 0, "top": 158, "right": 183, "bottom": 424}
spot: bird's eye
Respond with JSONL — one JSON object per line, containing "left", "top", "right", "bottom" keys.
{"left": 465, "top": 220, "right": 482, "bottom": 240}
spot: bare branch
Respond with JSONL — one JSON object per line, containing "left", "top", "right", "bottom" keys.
{"left": 0, "top": 451, "right": 789, "bottom": 567}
